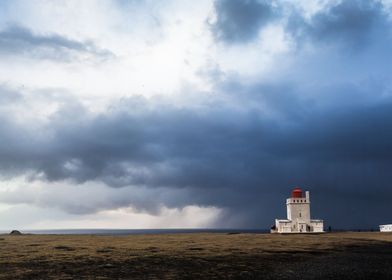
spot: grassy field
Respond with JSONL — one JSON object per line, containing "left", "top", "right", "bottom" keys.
{"left": 0, "top": 232, "right": 391, "bottom": 279}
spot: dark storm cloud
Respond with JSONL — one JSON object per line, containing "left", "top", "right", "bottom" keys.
{"left": 1, "top": 81, "right": 392, "bottom": 228}
{"left": 0, "top": 25, "right": 113, "bottom": 61}
{"left": 211, "top": 0, "right": 390, "bottom": 50}
{"left": 287, "top": 0, "right": 389, "bottom": 49}
{"left": 210, "top": 0, "right": 276, "bottom": 43}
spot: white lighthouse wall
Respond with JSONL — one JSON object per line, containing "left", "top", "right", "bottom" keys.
{"left": 275, "top": 219, "right": 292, "bottom": 233}
{"left": 286, "top": 198, "right": 310, "bottom": 221}
{"left": 379, "top": 224, "right": 392, "bottom": 232}
{"left": 310, "top": 220, "right": 324, "bottom": 232}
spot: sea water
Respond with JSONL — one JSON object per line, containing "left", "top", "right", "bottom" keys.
{"left": 0, "top": 228, "right": 268, "bottom": 235}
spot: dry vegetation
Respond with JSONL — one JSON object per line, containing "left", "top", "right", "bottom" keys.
{"left": 0, "top": 232, "right": 391, "bottom": 279}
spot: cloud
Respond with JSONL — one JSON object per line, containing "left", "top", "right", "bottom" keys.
{"left": 1, "top": 80, "right": 392, "bottom": 228}
{"left": 0, "top": 202, "right": 223, "bottom": 230}
{"left": 0, "top": 86, "right": 22, "bottom": 103}
{"left": 0, "top": 0, "right": 392, "bottom": 230}
{"left": 210, "top": 0, "right": 277, "bottom": 43}
{"left": 0, "top": 25, "right": 113, "bottom": 61}
{"left": 210, "top": 0, "right": 391, "bottom": 51}
{"left": 287, "top": 0, "right": 390, "bottom": 50}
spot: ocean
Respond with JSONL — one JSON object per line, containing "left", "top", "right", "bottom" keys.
{"left": 0, "top": 229, "right": 269, "bottom": 235}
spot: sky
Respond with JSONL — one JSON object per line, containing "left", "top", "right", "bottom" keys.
{"left": 0, "top": 0, "right": 392, "bottom": 230}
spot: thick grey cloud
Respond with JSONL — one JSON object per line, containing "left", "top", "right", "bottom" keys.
{"left": 210, "top": 0, "right": 276, "bottom": 43}
{"left": 288, "top": 0, "right": 390, "bottom": 49}
{"left": 1, "top": 81, "right": 392, "bottom": 229}
{"left": 0, "top": 25, "right": 113, "bottom": 61}
{"left": 211, "top": 0, "right": 391, "bottom": 50}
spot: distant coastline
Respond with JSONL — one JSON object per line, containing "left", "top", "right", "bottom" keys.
{"left": 0, "top": 228, "right": 380, "bottom": 235}
{"left": 0, "top": 228, "right": 269, "bottom": 235}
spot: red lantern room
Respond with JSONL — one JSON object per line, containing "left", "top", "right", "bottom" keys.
{"left": 292, "top": 187, "right": 303, "bottom": 198}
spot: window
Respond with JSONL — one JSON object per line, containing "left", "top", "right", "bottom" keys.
{"left": 299, "top": 213, "right": 302, "bottom": 217}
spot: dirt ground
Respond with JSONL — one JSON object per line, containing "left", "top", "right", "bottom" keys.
{"left": 0, "top": 232, "right": 391, "bottom": 279}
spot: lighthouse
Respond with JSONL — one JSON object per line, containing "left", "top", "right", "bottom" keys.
{"left": 271, "top": 187, "right": 324, "bottom": 233}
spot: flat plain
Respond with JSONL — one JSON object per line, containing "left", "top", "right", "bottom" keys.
{"left": 0, "top": 232, "right": 391, "bottom": 279}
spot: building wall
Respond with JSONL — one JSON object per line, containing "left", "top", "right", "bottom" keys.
{"left": 275, "top": 219, "right": 292, "bottom": 233}
{"left": 310, "top": 221, "right": 324, "bottom": 232}
{"left": 275, "top": 220, "right": 324, "bottom": 233}
{"left": 380, "top": 224, "right": 392, "bottom": 232}
{"left": 286, "top": 198, "right": 310, "bottom": 221}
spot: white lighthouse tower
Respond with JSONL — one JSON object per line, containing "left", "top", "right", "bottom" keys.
{"left": 271, "top": 187, "right": 324, "bottom": 233}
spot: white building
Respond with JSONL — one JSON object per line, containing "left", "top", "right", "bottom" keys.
{"left": 271, "top": 187, "right": 324, "bottom": 233}
{"left": 379, "top": 224, "right": 392, "bottom": 232}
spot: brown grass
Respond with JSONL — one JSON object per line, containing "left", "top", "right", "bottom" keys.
{"left": 0, "top": 232, "right": 391, "bottom": 279}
